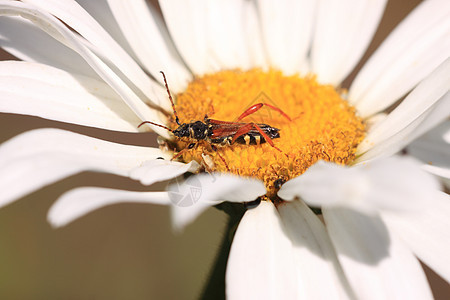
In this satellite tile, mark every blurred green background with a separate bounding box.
[0,0,449,299]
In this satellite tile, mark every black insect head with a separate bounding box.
[173,121,208,140]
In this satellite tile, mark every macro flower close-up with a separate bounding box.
[0,0,449,299]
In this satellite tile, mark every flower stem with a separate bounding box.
[199,202,246,300]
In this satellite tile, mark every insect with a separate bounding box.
[274,178,287,189]
[139,71,291,169]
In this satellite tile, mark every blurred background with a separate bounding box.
[0,0,448,299]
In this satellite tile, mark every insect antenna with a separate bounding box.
[160,71,181,125]
[138,121,174,133]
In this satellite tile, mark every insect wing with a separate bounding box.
[208,119,244,139]
[208,119,279,140]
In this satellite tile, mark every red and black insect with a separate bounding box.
[139,72,291,166]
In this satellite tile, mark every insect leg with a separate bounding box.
[229,123,287,157]
[171,142,196,161]
[230,123,255,144]
[210,144,230,172]
[236,103,292,122]
[252,124,288,157]
[209,100,215,116]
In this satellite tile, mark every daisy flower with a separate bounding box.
[0,0,449,299]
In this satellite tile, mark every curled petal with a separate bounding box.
[0,14,96,77]
[129,159,200,186]
[356,58,450,163]
[169,173,265,231]
[0,128,169,207]
[408,120,450,180]
[278,157,440,214]
[22,0,171,111]
[0,1,169,138]
[48,187,170,227]
[0,61,141,132]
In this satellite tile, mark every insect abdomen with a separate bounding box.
[235,134,263,145]
[210,130,280,146]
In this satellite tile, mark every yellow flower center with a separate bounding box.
[170,69,365,197]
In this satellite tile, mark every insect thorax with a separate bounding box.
[173,121,208,140]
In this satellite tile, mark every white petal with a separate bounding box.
[0,15,96,77]
[0,61,141,132]
[22,0,171,111]
[161,0,259,72]
[278,157,440,214]
[349,0,450,117]
[324,208,433,300]
[356,58,450,162]
[408,120,450,179]
[441,178,450,190]
[48,187,170,227]
[0,1,170,137]
[242,1,267,69]
[226,201,298,300]
[159,0,220,75]
[0,128,169,208]
[278,200,354,299]
[2,0,138,74]
[129,159,200,186]
[311,0,387,85]
[169,173,266,231]
[257,0,315,74]
[204,0,252,70]
[358,157,441,213]
[106,0,192,93]
[75,0,139,61]
[365,112,388,132]
[381,191,450,283]
[278,161,368,206]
